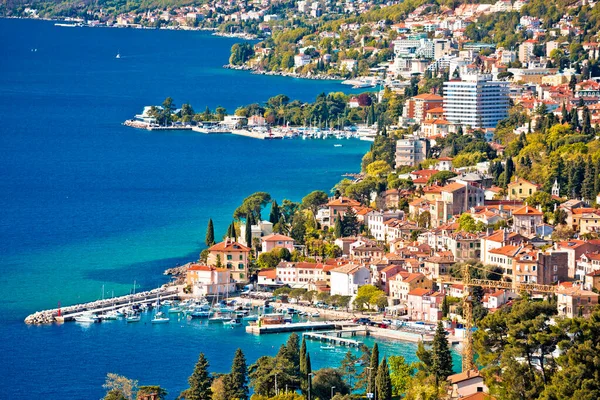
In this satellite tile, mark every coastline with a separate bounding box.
[224,63,344,81]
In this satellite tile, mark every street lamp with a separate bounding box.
[331,386,336,399]
[274,373,278,396]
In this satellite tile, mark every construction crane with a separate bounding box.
[444,263,561,372]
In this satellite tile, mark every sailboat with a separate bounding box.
[151,311,169,324]
[115,50,121,59]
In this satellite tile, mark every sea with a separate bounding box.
[0,19,460,399]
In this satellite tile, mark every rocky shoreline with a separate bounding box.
[223,64,343,81]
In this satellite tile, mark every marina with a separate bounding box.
[302,328,366,347]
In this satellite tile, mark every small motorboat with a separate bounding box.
[126,314,141,323]
[100,311,119,320]
[223,317,242,327]
[242,315,258,321]
[168,307,183,314]
[311,312,321,318]
[75,312,100,323]
[152,312,169,324]
[190,310,211,318]
[320,345,335,350]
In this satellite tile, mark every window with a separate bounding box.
[227,255,232,261]
[238,264,244,270]
[239,255,243,260]
[239,273,244,279]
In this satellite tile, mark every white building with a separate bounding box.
[395,135,429,166]
[443,73,509,129]
[330,264,371,297]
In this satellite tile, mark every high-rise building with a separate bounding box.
[443,73,509,129]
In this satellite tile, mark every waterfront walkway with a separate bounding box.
[24,286,179,324]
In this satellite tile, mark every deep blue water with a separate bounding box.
[0,19,459,399]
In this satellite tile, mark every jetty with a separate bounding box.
[24,286,179,325]
[302,328,366,347]
[123,120,193,131]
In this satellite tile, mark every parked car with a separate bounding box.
[354,317,372,325]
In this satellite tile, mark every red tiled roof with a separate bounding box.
[209,240,251,252]
[262,234,294,242]
[327,197,361,207]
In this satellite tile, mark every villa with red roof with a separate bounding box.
[185,263,235,296]
[207,238,251,282]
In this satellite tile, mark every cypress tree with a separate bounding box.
[562,102,569,123]
[571,108,580,129]
[306,352,312,396]
[376,358,392,400]
[300,338,308,394]
[442,295,449,317]
[269,200,280,224]
[245,214,253,247]
[205,218,215,247]
[342,206,359,237]
[431,321,453,385]
[227,348,248,400]
[503,157,514,187]
[334,214,344,238]
[582,156,595,201]
[181,352,212,400]
[594,157,600,197]
[368,343,379,396]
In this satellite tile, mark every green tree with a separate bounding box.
[205,218,215,247]
[342,207,359,237]
[302,190,329,215]
[368,343,379,395]
[103,373,138,400]
[376,358,393,400]
[311,368,350,400]
[180,353,213,400]
[227,348,249,400]
[431,322,453,385]
[269,200,281,225]
[427,170,458,185]
[137,386,167,400]
[334,214,344,238]
[340,350,359,389]
[388,356,414,397]
[234,192,272,221]
[245,214,253,248]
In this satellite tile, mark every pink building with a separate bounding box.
[261,234,295,253]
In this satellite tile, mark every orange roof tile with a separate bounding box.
[209,240,251,252]
[327,197,361,207]
[512,205,543,216]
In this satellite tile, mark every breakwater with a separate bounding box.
[24,286,179,325]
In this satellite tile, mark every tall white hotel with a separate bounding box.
[443,73,509,129]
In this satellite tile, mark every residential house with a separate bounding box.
[276,261,325,288]
[207,238,251,282]
[406,288,443,322]
[585,270,600,291]
[447,369,488,399]
[483,289,514,310]
[185,264,235,297]
[480,229,526,265]
[423,252,455,279]
[486,245,523,277]
[446,231,482,261]
[554,239,600,278]
[330,264,371,298]
[507,177,540,200]
[513,251,568,285]
[351,244,385,263]
[327,197,361,221]
[257,268,282,286]
[512,205,543,236]
[389,272,431,305]
[261,233,295,253]
[557,286,599,318]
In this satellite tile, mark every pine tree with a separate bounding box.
[431,321,453,385]
[368,343,379,396]
[334,214,344,238]
[227,348,248,400]
[245,214,253,247]
[205,218,215,247]
[180,353,212,400]
[269,200,280,224]
[376,358,392,400]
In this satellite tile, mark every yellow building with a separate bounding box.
[507,177,540,200]
[207,238,251,282]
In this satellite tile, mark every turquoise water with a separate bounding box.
[0,19,459,399]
